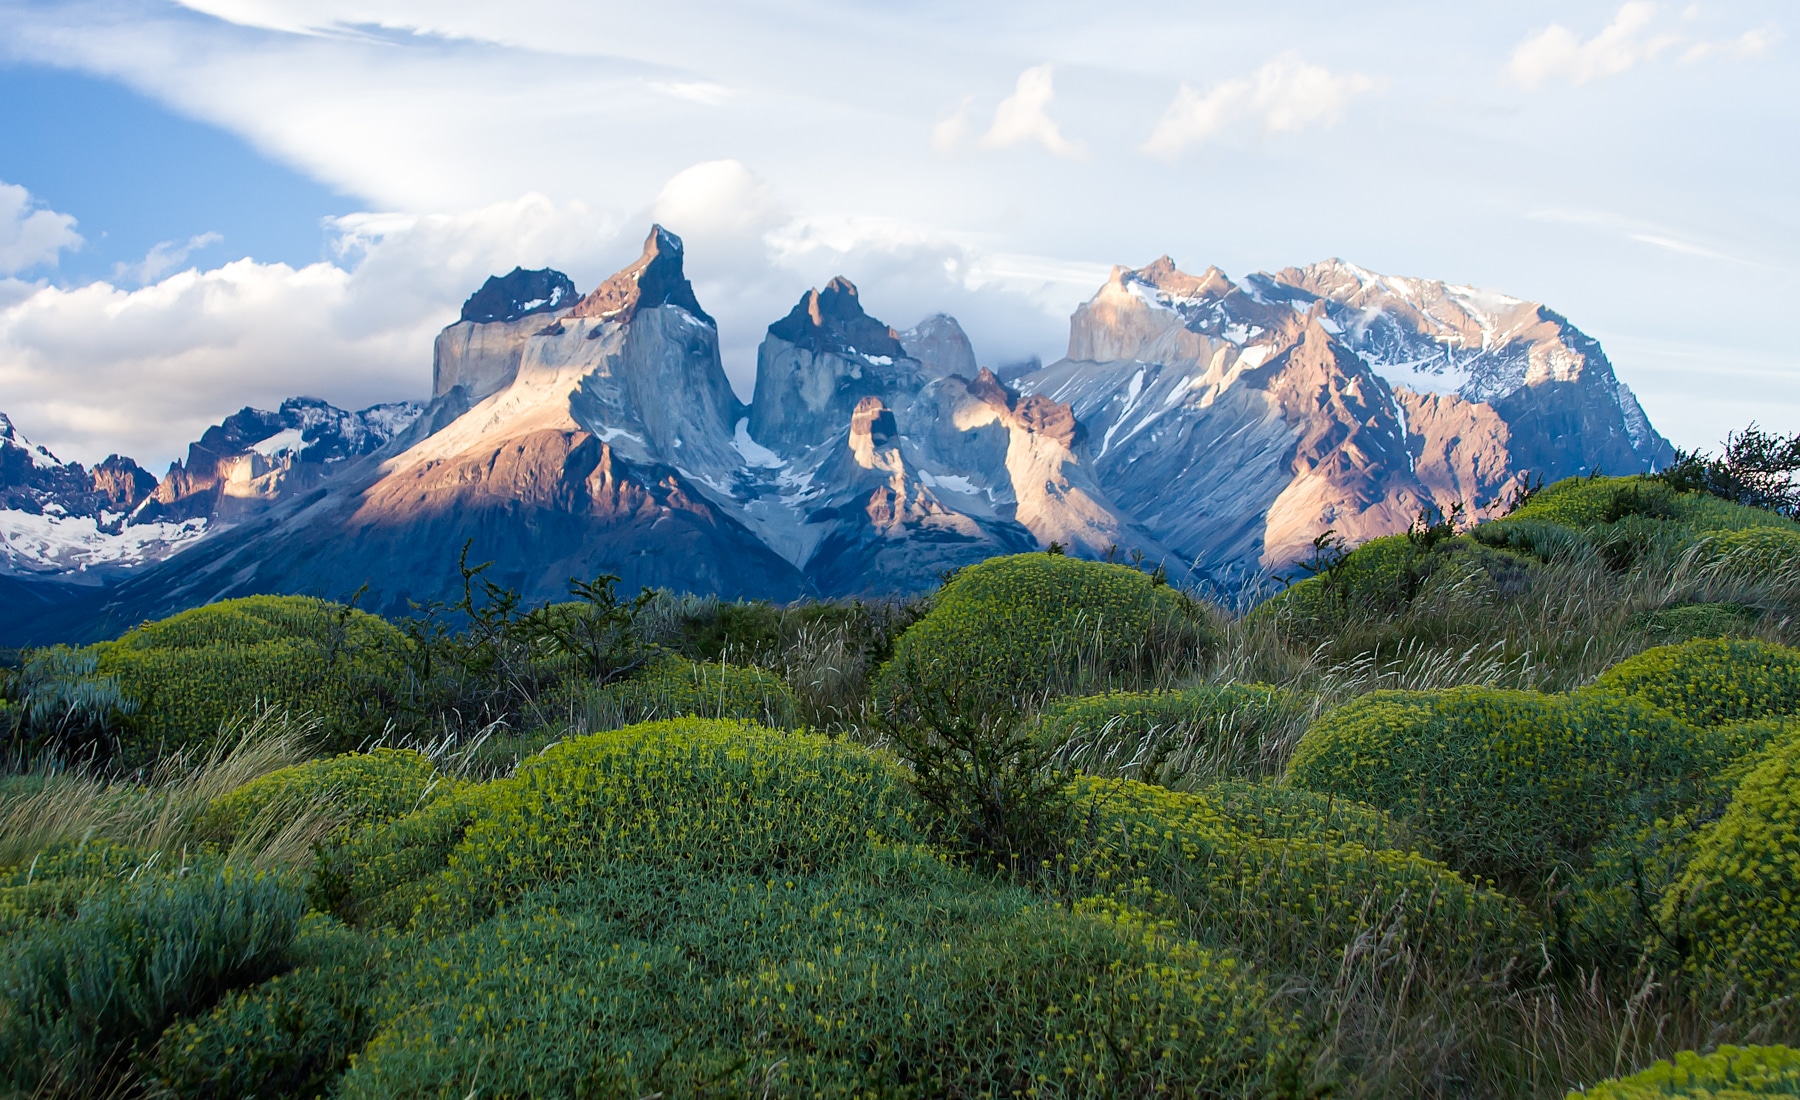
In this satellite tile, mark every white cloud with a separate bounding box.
[1143,53,1377,156]
[0,182,83,276]
[978,65,1083,158]
[1506,2,1775,88]
[113,232,224,285]
[931,97,972,155]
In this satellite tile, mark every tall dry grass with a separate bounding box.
[0,708,330,871]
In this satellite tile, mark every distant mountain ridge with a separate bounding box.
[0,230,1673,643]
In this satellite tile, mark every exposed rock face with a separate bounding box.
[899,313,980,379]
[1017,256,1674,578]
[458,267,578,325]
[566,226,712,324]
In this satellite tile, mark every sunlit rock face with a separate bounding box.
[1017,256,1673,579]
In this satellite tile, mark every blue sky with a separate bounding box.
[0,0,1795,467]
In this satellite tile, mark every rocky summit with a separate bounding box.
[0,231,1675,642]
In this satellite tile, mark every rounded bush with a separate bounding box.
[874,552,1203,720]
[1663,728,1800,1009]
[1062,777,1536,978]
[419,719,917,929]
[1571,1045,1800,1098]
[1633,602,1759,645]
[1708,526,1800,575]
[202,748,452,846]
[1287,687,1738,884]
[337,845,1299,1100]
[1590,638,1800,728]
[1506,476,1675,529]
[1038,683,1306,785]
[96,596,409,761]
[581,655,799,728]
[149,913,385,1100]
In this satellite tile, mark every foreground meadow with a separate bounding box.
[5,469,1800,1098]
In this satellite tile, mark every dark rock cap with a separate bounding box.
[566,225,714,325]
[767,276,905,359]
[459,267,579,325]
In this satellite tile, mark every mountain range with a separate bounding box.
[0,227,1671,643]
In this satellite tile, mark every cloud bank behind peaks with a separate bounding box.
[0,182,83,276]
[1142,53,1377,157]
[1507,2,1777,88]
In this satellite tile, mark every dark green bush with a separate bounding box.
[873,552,1205,722]
[200,748,454,848]
[1587,637,1800,728]
[1259,533,1537,630]
[336,845,1299,1100]
[1632,602,1759,644]
[0,862,304,1095]
[148,913,386,1100]
[314,783,494,929]
[1570,1044,1800,1097]
[579,654,800,728]
[94,595,409,761]
[0,646,138,762]
[1038,682,1307,785]
[1286,687,1742,886]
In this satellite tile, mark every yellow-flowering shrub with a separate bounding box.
[580,655,799,728]
[1570,1044,1800,1097]
[1662,728,1800,1009]
[414,719,917,930]
[873,552,1204,720]
[1061,777,1536,978]
[1287,687,1733,884]
[315,783,496,929]
[1588,638,1800,728]
[201,748,454,846]
[1038,683,1307,785]
[337,844,1301,1100]
[94,595,409,760]
[1708,526,1800,575]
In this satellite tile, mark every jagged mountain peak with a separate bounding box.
[567,224,714,325]
[767,276,905,360]
[1124,256,1234,302]
[458,267,579,324]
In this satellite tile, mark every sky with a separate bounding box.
[0,0,1795,469]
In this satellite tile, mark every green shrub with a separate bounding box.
[201,748,454,846]
[410,719,917,931]
[1570,1044,1800,1097]
[0,839,159,937]
[1187,779,1425,852]
[1287,687,1738,885]
[1589,638,1800,728]
[1505,476,1678,529]
[0,862,304,1095]
[1663,727,1800,1010]
[338,845,1299,1100]
[2,646,137,761]
[148,913,386,1100]
[1038,682,1307,785]
[96,596,409,761]
[579,654,800,728]
[1707,526,1800,574]
[1633,602,1760,645]
[873,552,1204,721]
[314,783,494,929]
[1061,777,1536,978]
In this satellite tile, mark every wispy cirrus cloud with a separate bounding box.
[1506,2,1778,89]
[1142,52,1377,157]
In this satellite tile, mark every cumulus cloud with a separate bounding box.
[0,182,83,276]
[978,66,1083,158]
[1142,53,1377,156]
[931,96,972,155]
[1506,2,1776,88]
